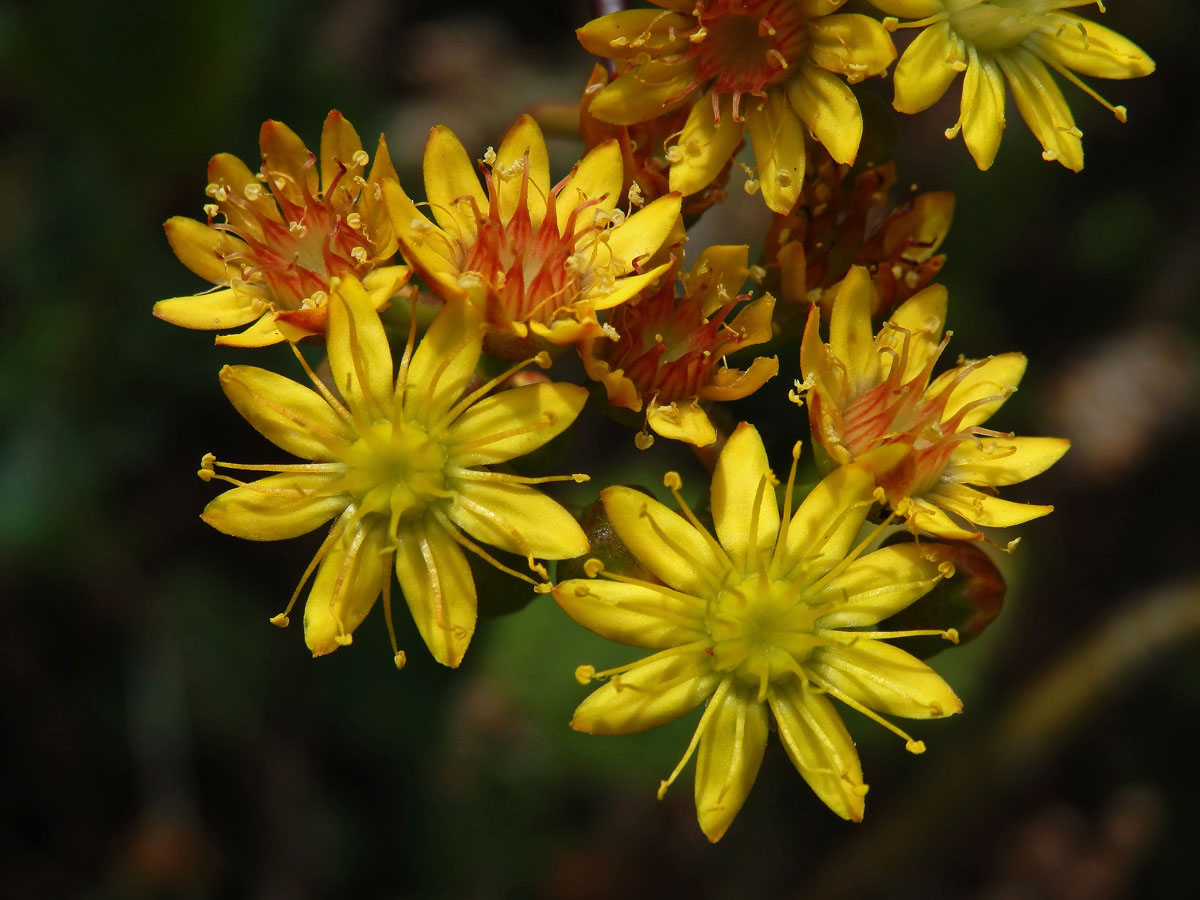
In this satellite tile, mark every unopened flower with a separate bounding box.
[870,0,1155,170]
[765,144,954,321]
[385,115,681,358]
[556,423,961,841]
[580,245,778,446]
[800,266,1069,539]
[156,111,409,346]
[578,1,896,213]
[199,276,589,667]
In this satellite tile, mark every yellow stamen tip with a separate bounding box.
[943,628,960,644]
[905,740,926,755]
[575,664,596,685]
[269,614,290,628]
[583,558,605,578]
[663,471,683,490]
[393,650,407,670]
[335,634,353,647]
[533,351,552,370]
[533,582,553,594]
[634,431,655,450]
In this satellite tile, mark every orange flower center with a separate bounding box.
[598,279,740,405]
[688,0,809,118]
[210,156,373,309]
[459,158,609,337]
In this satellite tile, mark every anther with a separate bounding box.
[663,471,683,490]
[394,650,407,670]
[351,150,370,168]
[203,203,219,218]
[584,558,605,578]
[269,614,290,628]
[197,453,217,481]
[575,664,597,685]
[905,739,926,754]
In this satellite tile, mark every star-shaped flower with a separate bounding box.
[556,423,961,840]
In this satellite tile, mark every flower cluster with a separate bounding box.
[155,0,1148,843]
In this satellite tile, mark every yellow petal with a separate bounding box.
[207,152,279,237]
[304,519,391,656]
[1026,13,1155,81]
[319,109,365,195]
[744,89,806,214]
[395,518,476,667]
[929,483,1053,528]
[447,479,589,560]
[553,578,709,650]
[768,683,865,821]
[959,49,1007,171]
[259,119,318,205]
[202,473,347,541]
[829,266,880,395]
[576,8,692,59]
[905,497,984,541]
[601,485,727,597]
[996,47,1083,172]
[786,65,863,165]
[936,352,1026,428]
[326,276,394,420]
[893,21,965,114]
[879,283,947,383]
[402,300,483,426]
[669,92,744,197]
[807,14,896,84]
[164,216,247,285]
[214,314,286,348]
[695,684,769,842]
[646,399,717,446]
[154,288,261,331]
[686,245,749,316]
[779,464,876,583]
[588,59,698,126]
[423,125,487,244]
[946,436,1069,488]
[383,181,460,283]
[811,637,962,719]
[443,382,588,466]
[218,365,352,460]
[812,544,946,628]
[556,139,623,230]
[711,423,780,572]
[602,193,682,275]
[571,648,718,734]
[586,260,673,311]
[496,114,550,227]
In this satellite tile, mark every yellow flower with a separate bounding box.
[578,1,896,213]
[156,111,410,347]
[580,245,778,447]
[555,423,961,841]
[870,1,1155,170]
[384,115,682,358]
[199,276,590,667]
[800,266,1070,540]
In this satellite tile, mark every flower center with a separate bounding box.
[459,160,612,333]
[945,1,1038,52]
[208,157,374,309]
[706,573,824,690]
[689,0,809,115]
[337,420,448,522]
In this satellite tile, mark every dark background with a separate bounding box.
[2,1,1197,897]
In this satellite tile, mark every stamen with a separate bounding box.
[270,508,352,629]
[809,673,927,753]
[663,471,734,574]
[431,507,542,587]
[658,678,730,800]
